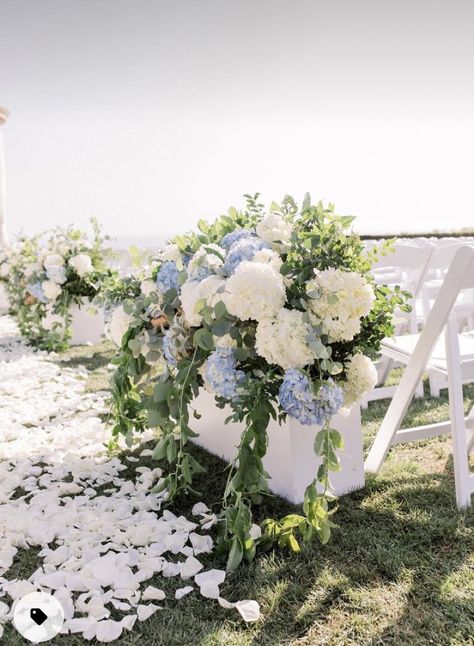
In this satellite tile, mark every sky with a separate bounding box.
[1,0,473,243]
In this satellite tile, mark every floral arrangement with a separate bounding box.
[110,194,409,570]
[0,219,117,350]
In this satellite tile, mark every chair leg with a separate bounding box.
[414,379,425,399]
[429,373,443,398]
[445,315,473,508]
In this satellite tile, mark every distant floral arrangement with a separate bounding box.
[0,219,116,350]
[109,193,410,569]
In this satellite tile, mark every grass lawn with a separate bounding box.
[3,343,474,645]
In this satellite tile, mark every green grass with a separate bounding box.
[3,345,474,645]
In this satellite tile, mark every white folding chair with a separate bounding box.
[362,242,435,407]
[365,246,474,508]
[421,242,474,396]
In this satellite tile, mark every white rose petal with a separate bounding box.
[137,603,160,621]
[142,585,166,601]
[175,586,194,600]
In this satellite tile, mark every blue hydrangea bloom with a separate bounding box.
[156,261,179,293]
[192,264,213,282]
[162,329,177,367]
[27,282,48,304]
[221,228,255,250]
[222,237,271,275]
[279,369,343,426]
[204,347,245,401]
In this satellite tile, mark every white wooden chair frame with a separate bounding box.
[365,246,474,508]
[362,242,435,406]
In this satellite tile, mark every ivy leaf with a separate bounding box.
[193,328,214,351]
[288,534,301,552]
[211,318,232,337]
[153,381,171,403]
[152,437,168,460]
[226,536,244,572]
[214,300,228,319]
[329,429,344,450]
[313,429,326,456]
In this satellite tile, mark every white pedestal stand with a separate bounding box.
[70,299,104,345]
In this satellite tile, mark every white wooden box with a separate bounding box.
[0,283,8,312]
[191,390,365,504]
[70,299,104,346]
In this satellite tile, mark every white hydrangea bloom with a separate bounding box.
[223,261,285,322]
[69,254,93,277]
[341,353,378,411]
[160,244,183,268]
[181,276,226,327]
[0,261,9,278]
[43,254,65,268]
[306,268,375,342]
[252,247,283,273]
[109,305,134,346]
[42,280,62,301]
[255,308,315,369]
[187,244,224,279]
[256,213,292,249]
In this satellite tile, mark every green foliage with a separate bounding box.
[108,193,411,569]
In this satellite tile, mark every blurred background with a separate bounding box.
[1,0,473,244]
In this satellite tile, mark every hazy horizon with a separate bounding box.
[1,0,474,239]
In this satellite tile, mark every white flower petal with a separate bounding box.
[235,599,261,623]
[95,619,123,643]
[175,586,193,600]
[137,603,160,621]
[142,585,166,601]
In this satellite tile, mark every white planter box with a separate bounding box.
[0,283,8,311]
[191,390,365,504]
[70,299,104,346]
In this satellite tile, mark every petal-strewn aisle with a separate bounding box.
[0,316,258,642]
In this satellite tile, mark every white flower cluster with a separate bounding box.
[109,305,134,346]
[187,244,224,280]
[69,253,94,278]
[306,268,375,342]
[255,308,315,370]
[341,353,378,410]
[223,261,286,322]
[256,213,292,249]
[180,276,226,327]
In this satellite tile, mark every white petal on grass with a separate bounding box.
[199,580,220,599]
[189,533,213,555]
[175,586,194,600]
[95,619,124,643]
[235,600,261,622]
[191,502,210,516]
[142,585,166,601]
[137,603,160,621]
[194,569,226,587]
[180,556,204,580]
[120,614,137,631]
